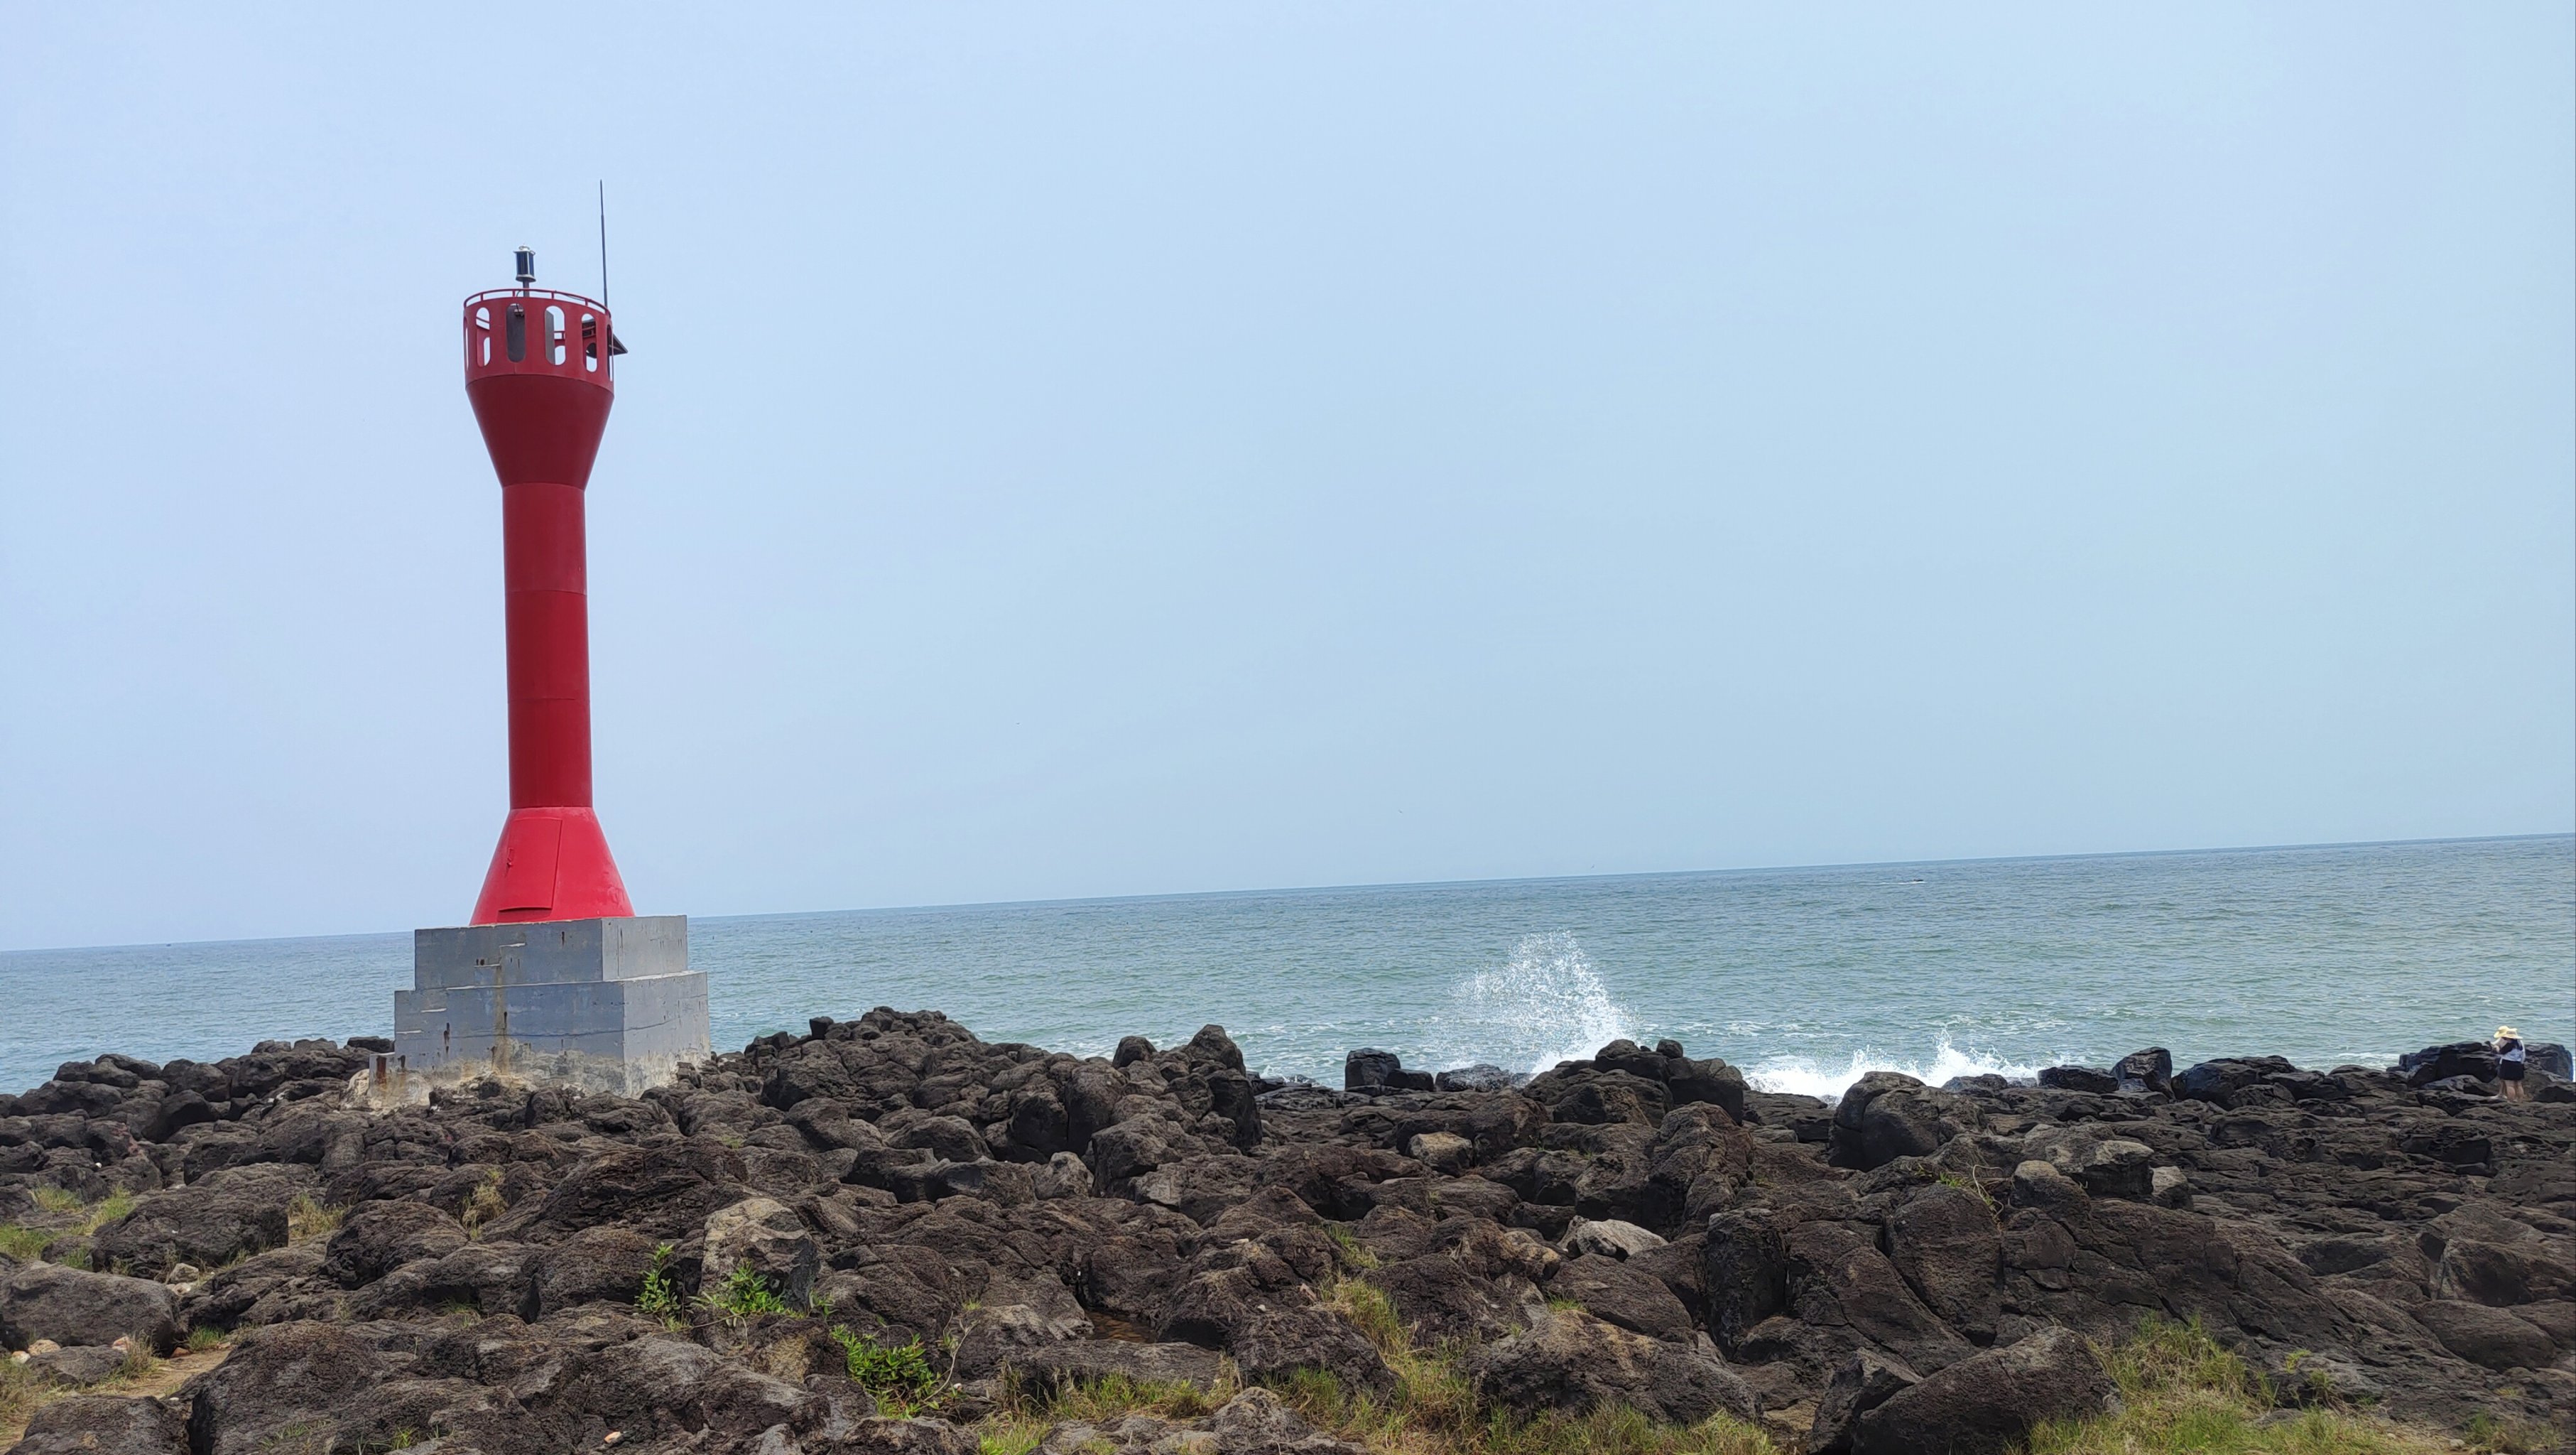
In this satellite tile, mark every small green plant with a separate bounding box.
[695,1262,790,1326]
[186,1326,229,1353]
[830,1326,944,1415]
[636,1243,686,1328]
[1934,1169,1996,1209]
[2278,1348,2346,1407]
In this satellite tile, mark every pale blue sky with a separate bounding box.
[3,5,2570,951]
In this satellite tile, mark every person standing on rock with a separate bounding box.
[2494,1026,2526,1102]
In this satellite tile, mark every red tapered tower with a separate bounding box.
[461,254,633,924]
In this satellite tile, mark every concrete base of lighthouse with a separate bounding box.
[385,915,710,1098]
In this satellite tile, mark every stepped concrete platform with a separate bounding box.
[388,915,710,1096]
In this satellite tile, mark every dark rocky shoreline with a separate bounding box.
[3,1012,2571,1454]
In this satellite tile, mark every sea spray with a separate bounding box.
[1742,1038,2045,1103]
[1435,931,1638,1076]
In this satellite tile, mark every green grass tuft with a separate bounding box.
[460,1169,506,1239]
[0,1187,141,1268]
[1269,1350,1772,1455]
[285,1192,341,1244]
[1323,1223,1379,1272]
[1268,1278,1773,1455]
[0,1354,37,1430]
[0,1226,55,1261]
[977,1422,1047,1455]
[1034,1372,1227,1423]
[832,1326,946,1416]
[2101,1315,2263,1402]
[82,1190,136,1233]
[28,1187,83,1216]
[2023,1317,2479,1455]
[1331,1278,1410,1358]
[2460,1410,2558,1455]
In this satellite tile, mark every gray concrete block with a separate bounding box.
[410,914,690,990]
[388,915,708,1098]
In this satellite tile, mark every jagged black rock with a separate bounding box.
[1,1010,2570,1454]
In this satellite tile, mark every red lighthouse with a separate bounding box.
[386,252,705,1097]
[462,249,632,924]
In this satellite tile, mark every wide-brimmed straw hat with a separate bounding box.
[2496,1026,2518,1039]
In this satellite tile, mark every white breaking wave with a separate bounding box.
[1743,1039,2045,1103]
[1440,931,1638,1076]
[1423,937,2043,1098]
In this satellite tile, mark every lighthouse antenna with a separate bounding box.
[597,181,609,308]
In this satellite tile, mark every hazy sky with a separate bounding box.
[3,6,2570,951]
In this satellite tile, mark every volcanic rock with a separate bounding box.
[1564,1216,1665,1260]
[701,1194,822,1307]
[26,1341,129,1385]
[2035,1066,2119,1094]
[1468,1307,1759,1424]
[2401,1042,2501,1088]
[88,1162,310,1278]
[1850,1327,2114,1455]
[2112,1047,2174,1096]
[7,1394,190,1454]
[1808,1348,1918,1455]
[0,1007,2569,1448]
[0,1261,181,1354]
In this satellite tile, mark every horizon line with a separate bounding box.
[8,829,2567,958]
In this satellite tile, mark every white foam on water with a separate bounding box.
[1744,1039,2045,1103]
[1440,931,1638,1076]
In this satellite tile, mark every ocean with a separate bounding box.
[4,835,2569,1099]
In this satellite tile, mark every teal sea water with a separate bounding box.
[4,835,2569,1098]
